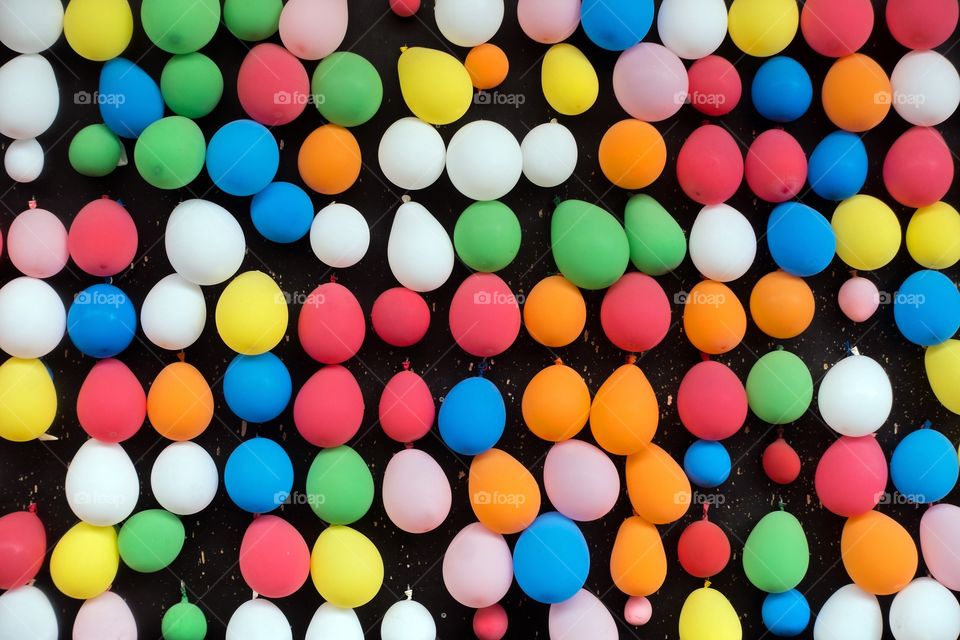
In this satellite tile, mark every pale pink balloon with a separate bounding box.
[838,276,880,322]
[73,591,137,640]
[921,503,960,590]
[625,595,652,625]
[382,448,452,534]
[543,440,619,522]
[549,590,618,639]
[613,43,688,122]
[442,522,513,608]
[8,204,68,278]
[517,0,580,43]
[279,0,348,61]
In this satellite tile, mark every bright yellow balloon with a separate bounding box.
[542,44,598,116]
[64,0,134,61]
[907,202,960,270]
[0,357,56,442]
[398,47,472,125]
[728,0,799,57]
[832,194,902,270]
[679,586,743,640]
[215,270,288,355]
[310,525,383,608]
[926,339,960,415]
[50,522,119,599]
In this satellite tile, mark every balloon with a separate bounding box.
[388,199,454,292]
[894,270,960,346]
[889,577,960,640]
[298,124,361,195]
[453,201,521,272]
[544,440,618,521]
[0,55,58,139]
[746,350,813,424]
[225,438,293,514]
[0,510,45,589]
[382,599,436,640]
[822,54,891,132]
[207,119,279,196]
[762,590,810,638]
[813,583,882,640]
[65,439,139,526]
[749,271,815,339]
[397,47,472,125]
[442,522,513,608]
[763,437,802,484]
[278,0,347,60]
[751,56,813,123]
[239,515,309,598]
[225,0,281,40]
[0,585,58,640]
[166,199,245,285]
[469,448,541,534]
[549,589,618,640]
[598,119,666,190]
[310,526,383,608]
[891,427,959,503]
[141,0,217,53]
[926,340,960,414]
[151,441,219,516]
[815,435,888,516]
[4,138,44,183]
[306,446,374,525]
[808,131,868,201]
[390,0,420,18]
[514,512,589,604]
[842,511,918,595]
[591,360,659,455]
[134,116,206,189]
[293,365,364,447]
[8,205,68,278]
[517,0,579,43]
[473,604,509,640]
[521,121,580,189]
[612,43,687,122]
[684,440,731,488]
[66,283,136,358]
[838,276,880,323]
[682,281,747,354]
[541,44,598,116]
[162,598,207,640]
[922,504,960,590]
[98,58,163,138]
[689,204,757,282]
[435,0,503,46]
[551,199,629,290]
[688,55,741,116]
[311,52,383,127]
[522,362,590,442]
[743,510,809,593]
[225,599,291,640]
[677,518,730,578]
[832,195,901,270]
[118,509,184,572]
[767,202,835,277]
[141,274,206,350]
[679,586,742,640]
[522,276,586,347]
[600,273,670,352]
[884,127,953,208]
[625,596,653,626]
[891,51,959,127]
[0,359,55,442]
[886,0,958,49]
[50,522,119,599]
[371,288,430,347]
[0,0,63,53]
[382,448,451,533]
[446,121,522,201]
[304,603,362,640]
[466,44,509,90]
[907,202,960,270]
[745,130,807,203]
[676,126,744,205]
[626,442,690,524]
[657,0,727,59]
[728,0,798,57]
[611,516,667,596]
[449,273,521,357]
[580,0,653,50]
[215,271,288,355]
[379,369,434,443]
[678,361,747,441]
[68,197,137,277]
[223,353,292,423]
[0,277,65,358]
[801,0,873,56]
[297,282,366,364]
[69,124,123,177]
[378,117,446,190]
[160,52,223,119]
[624,194,686,275]
[232,47,306,127]
[148,361,214,440]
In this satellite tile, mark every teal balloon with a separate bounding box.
[453,201,521,272]
[743,510,809,593]
[551,199,629,290]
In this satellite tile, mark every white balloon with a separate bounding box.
[0,276,65,358]
[305,603,363,640]
[521,121,578,188]
[4,138,43,183]
[657,0,728,60]
[0,0,63,53]
[73,591,137,640]
[435,0,504,47]
[309,203,370,268]
[814,584,882,640]
[151,441,219,516]
[378,118,446,191]
[890,577,960,640]
[226,599,292,640]
[382,448,452,534]
[381,599,436,640]
[165,199,245,286]
[140,274,207,351]
[65,439,139,526]
[817,354,893,437]
[688,204,757,282]
[0,54,59,140]
[891,51,960,127]
[442,522,513,609]
[0,585,58,640]
[549,589,618,640]
[387,199,454,292]
[446,120,522,201]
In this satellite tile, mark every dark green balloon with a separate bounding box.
[311,52,383,127]
[68,124,123,177]
[624,194,687,275]
[306,446,374,525]
[743,510,809,592]
[454,201,521,272]
[160,53,223,119]
[746,350,813,424]
[142,0,220,54]
[118,509,185,572]
[551,199,629,290]
[224,0,282,41]
[162,600,207,640]
[134,116,206,190]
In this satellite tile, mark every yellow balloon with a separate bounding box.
[926,339,960,415]
[310,525,383,608]
[727,0,799,57]
[832,194,902,270]
[398,47,472,125]
[50,522,119,599]
[907,202,960,270]
[679,586,743,640]
[0,357,56,442]
[542,44,598,116]
[215,270,288,355]
[64,0,134,61]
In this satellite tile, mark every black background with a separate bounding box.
[1,0,958,638]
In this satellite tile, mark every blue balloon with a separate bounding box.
[513,512,589,604]
[223,353,292,423]
[99,58,164,138]
[894,270,960,346]
[580,0,653,50]
[808,131,868,201]
[438,376,505,455]
[767,202,836,277]
[250,182,314,243]
[67,284,137,358]
[683,440,731,488]
[891,427,959,503]
[206,119,279,196]
[224,437,293,513]
[762,589,810,637]
[751,57,813,122]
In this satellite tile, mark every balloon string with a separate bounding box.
[180,581,188,603]
[702,502,710,520]
[552,196,562,208]
[921,419,933,429]
[554,357,563,366]
[27,502,36,514]
[28,198,37,209]
[402,358,411,371]
[625,354,637,366]
[777,497,785,511]
[477,359,489,377]
[330,274,338,284]
[704,579,711,589]
[176,351,186,363]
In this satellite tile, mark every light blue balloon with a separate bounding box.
[751,57,812,123]
[762,589,810,637]
[438,376,505,455]
[514,512,589,604]
[767,202,836,277]
[67,283,137,358]
[224,437,293,513]
[684,440,731,488]
[223,353,292,423]
[99,58,164,138]
[250,182,314,243]
[206,119,279,196]
[893,270,960,346]
[891,427,959,503]
[808,131,868,201]
[580,0,653,51]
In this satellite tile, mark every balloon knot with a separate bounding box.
[921,419,933,429]
[702,502,710,520]
[176,351,186,363]
[400,46,408,53]
[850,270,858,278]
[27,502,36,514]
[180,581,188,602]
[699,352,711,362]
[27,199,37,209]
[775,345,784,351]
[477,359,489,376]
[404,441,414,449]
[401,194,411,203]
[115,198,124,207]
[554,357,563,366]
[626,354,637,365]
[704,580,711,589]
[330,274,338,284]
[778,498,786,511]
[405,586,413,600]
[402,359,411,371]
[776,427,784,440]
[552,196,562,208]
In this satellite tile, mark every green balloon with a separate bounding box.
[624,194,687,275]
[68,124,124,177]
[224,0,282,41]
[135,116,206,190]
[454,201,521,272]
[160,53,224,119]
[306,446,374,525]
[742,510,809,592]
[746,350,813,424]
[162,600,207,640]
[551,199,629,290]
[311,52,383,127]
[118,509,185,572]
[142,0,220,54]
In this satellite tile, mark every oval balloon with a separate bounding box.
[278,0,347,60]
[381,598,437,640]
[237,43,308,126]
[677,360,747,441]
[379,369,434,443]
[683,280,747,354]
[397,47,472,125]
[442,522,513,609]
[762,589,810,638]
[883,127,953,208]
[521,120,578,188]
[438,375,505,455]
[743,510,809,593]
[763,437,802,485]
[624,194,687,276]
[894,270,960,346]
[926,339,960,415]
[305,445,374,525]
[817,354,893,436]
[98,57,163,138]
[626,442,690,524]
[309,51,382,127]
[921,504,960,590]
[150,441,219,516]
[815,435,887,517]
[842,511,918,596]
[73,591,136,640]
[0,277,65,359]
[387,200,454,293]
[305,603,362,640]
[890,427,959,504]
[371,287,431,348]
[117,508,184,573]
[679,586,742,640]
[65,439,139,526]
[676,125,744,206]
[165,199,245,286]
[891,578,960,640]
[224,437,293,514]
[689,204,757,282]
[382,448,451,534]
[544,439,619,522]
[297,282,365,364]
[148,361,214,441]
[309,203,370,269]
[548,589,618,640]
[581,0,653,50]
[435,0,503,46]
[215,271,288,355]
[590,361,658,455]
[239,515,310,598]
[907,201,960,270]
[310,525,383,608]
[542,43,598,116]
[294,365,365,447]
[378,117,446,191]
[453,200,521,273]
[513,512,589,604]
[223,353,292,424]
[521,362,590,442]
[749,270,815,339]
[522,275,586,348]
[140,274,206,351]
[0,55,59,139]
[50,522,119,600]
[551,199,629,290]
[658,0,727,59]
[517,0,579,43]
[225,599,291,640]
[611,516,667,596]
[0,510,46,589]
[68,197,138,276]
[831,195,901,271]
[600,273,671,352]
[0,585,58,640]
[76,358,144,443]
[745,129,807,203]
[449,273,521,357]
[677,518,731,578]
[767,202,836,277]
[446,120,522,201]
[746,350,813,425]
[813,583,882,640]
[469,448,541,534]
[0,357,56,442]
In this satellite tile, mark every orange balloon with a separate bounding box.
[626,442,691,524]
[749,271,815,339]
[599,119,667,189]
[841,510,917,595]
[590,358,659,456]
[523,275,586,347]
[611,516,667,596]
[465,43,509,90]
[522,361,590,442]
[469,448,541,534]
[147,362,214,441]
[683,280,747,354]
[298,124,362,195]
[822,54,891,132]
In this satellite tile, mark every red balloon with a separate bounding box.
[239,515,310,598]
[237,43,309,126]
[379,368,435,443]
[801,0,874,57]
[293,365,364,447]
[77,358,146,443]
[883,127,953,208]
[298,282,366,364]
[676,125,743,205]
[677,361,747,440]
[762,437,801,484]
[473,603,508,640]
[371,287,430,347]
[0,509,46,589]
[448,274,521,358]
[68,197,138,276]
[886,0,959,49]
[600,273,671,353]
[677,518,731,578]
[815,435,887,517]
[389,0,420,17]
[687,55,741,117]
[745,130,808,203]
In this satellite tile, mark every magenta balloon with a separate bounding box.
[676,125,744,205]
[442,522,514,608]
[544,440,619,522]
[0,510,46,590]
[68,197,139,277]
[379,369,435,443]
[77,358,146,443]
[549,589,618,640]
[448,273,521,358]
[600,272,671,352]
[883,126,953,208]
[814,435,888,517]
[382,448,452,534]
[677,361,747,440]
[237,43,309,126]
[8,205,68,278]
[745,130,808,203]
[517,0,580,43]
[298,282,366,364]
[921,503,960,590]
[613,43,688,122]
[293,365,365,447]
[73,591,136,640]
[239,515,310,598]
[371,287,430,347]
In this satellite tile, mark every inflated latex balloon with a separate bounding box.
[728,0,798,57]
[842,511,918,595]
[542,44,598,116]
[141,274,206,351]
[435,0,503,46]
[134,116,206,189]
[611,516,667,596]
[380,369,434,443]
[838,276,880,323]
[309,203,370,269]
[382,448,451,533]
[624,194,686,275]
[549,589,618,640]
[162,596,207,640]
[279,0,347,60]
[251,182,313,244]
[0,277,65,358]
[304,603,362,640]
[294,365,364,447]
[815,435,887,516]
[439,375,505,455]
[678,361,747,441]
[891,426,959,503]
[73,591,136,640]
[689,204,757,282]
[0,509,46,589]
[591,360,658,455]
[612,43,687,122]
[312,52,382,127]
[371,288,430,347]
[884,127,953,208]
[64,0,132,60]
[895,270,960,346]
[822,54,891,132]
[926,340,960,415]
[225,599,292,640]
[745,130,807,203]
[767,202,835,277]
[225,437,293,513]
[141,0,218,53]
[442,522,513,608]
[454,201,521,272]
[625,596,653,627]
[469,448,541,534]
[378,118,446,190]
[446,121,522,201]
[677,517,731,578]
[544,440,618,522]
[600,273,670,352]
[310,526,383,608]
[67,283,137,358]
[474,604,508,640]
[0,585,58,640]
[832,195,901,270]
[676,126,744,205]
[50,522,119,599]
[215,271,288,355]
[160,52,224,118]
[207,119,279,196]
[551,199,629,290]
[687,55,741,117]
[517,0,579,43]
[749,271,814,339]
[237,44,309,126]
[118,509,184,572]
[4,138,44,183]
[684,440,731,488]
[808,131,868,201]
[891,51,960,127]
[521,121,577,188]
[801,0,873,57]
[0,357,56,441]
[0,0,63,53]
[298,125,361,195]
[682,280,747,354]
[449,274,521,357]
[763,437,802,485]
[657,0,726,60]
[762,590,810,638]
[743,509,809,593]
[514,512,589,603]
[813,583,882,640]
[889,577,960,640]
[8,204,68,278]
[626,443,690,524]
[224,0,282,41]
[465,43,509,90]
[239,515,309,598]
[99,58,163,138]
[746,350,813,425]
[382,598,437,640]
[388,199,454,292]
[166,199,245,285]
[298,282,365,364]
[581,0,653,50]
[523,276,585,347]
[65,440,139,526]
[521,362,590,442]
[223,353,292,423]
[679,586,742,640]
[818,354,893,436]
[599,119,666,190]
[77,359,144,443]
[148,361,214,441]
[907,202,960,270]
[69,197,137,277]
[921,504,960,590]
[751,56,812,123]
[151,441,219,516]
[398,47,472,125]
[886,0,958,49]
[306,446,374,525]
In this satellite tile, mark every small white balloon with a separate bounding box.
[814,584,882,640]
[4,138,44,183]
[0,276,65,358]
[657,0,728,60]
[73,591,137,640]
[0,54,59,140]
[151,441,219,516]
[226,599,292,640]
[65,439,139,526]
[435,0,504,47]
[0,0,63,53]
[890,577,960,640]
[381,598,436,640]
[817,354,893,437]
[446,120,523,201]
[521,121,577,188]
[140,274,207,351]
[309,203,370,268]
[549,589,618,640]
[0,585,58,640]
[305,603,363,640]
[387,199,454,292]
[165,199,245,286]
[689,204,757,282]
[378,118,446,191]
[891,50,960,126]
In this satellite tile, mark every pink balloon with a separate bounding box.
[239,515,310,598]
[745,130,808,203]
[448,274,521,358]
[442,522,513,608]
[298,282,366,364]
[8,203,68,278]
[677,360,747,440]
[801,0,874,57]
[0,509,46,590]
[371,287,430,347]
[77,358,146,443]
[883,127,953,208]
[676,125,744,205]
[293,365,364,447]
[600,272,671,352]
[613,43,688,122]
[279,0,348,60]
[549,590,618,639]
[625,595,653,626]
[687,55,741,117]
[517,0,580,43]
[382,448,452,534]
[379,369,435,443]
[543,440,619,522]
[73,591,137,640]
[815,435,887,517]
[838,276,880,323]
[237,44,309,126]
[389,0,420,17]
[921,503,960,590]
[68,197,138,277]
[473,604,509,640]
[886,0,959,49]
